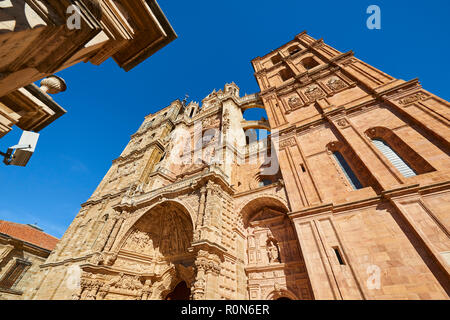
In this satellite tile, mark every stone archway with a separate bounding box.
[119,202,194,262]
[240,197,313,300]
[101,201,196,300]
[266,289,298,300]
[165,281,191,300]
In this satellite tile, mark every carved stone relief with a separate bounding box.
[304,84,325,101]
[398,92,428,105]
[326,76,347,92]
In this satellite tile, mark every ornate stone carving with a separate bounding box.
[336,118,349,128]
[119,203,193,261]
[40,75,67,94]
[222,109,231,132]
[279,137,296,149]
[304,85,325,101]
[326,77,347,91]
[107,273,143,292]
[202,115,220,129]
[398,92,427,105]
[123,229,154,254]
[287,95,303,109]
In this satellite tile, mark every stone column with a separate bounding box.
[202,181,215,226]
[93,213,119,252]
[85,281,101,300]
[141,282,153,300]
[204,259,221,300]
[191,260,207,300]
[194,187,207,240]
[191,249,222,300]
[103,216,124,252]
[96,285,109,300]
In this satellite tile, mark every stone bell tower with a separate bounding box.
[27,80,314,300]
[251,31,450,299]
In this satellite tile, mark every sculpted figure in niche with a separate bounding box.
[267,238,281,263]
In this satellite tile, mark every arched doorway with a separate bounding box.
[120,201,194,264]
[240,196,313,300]
[165,281,191,300]
[110,201,195,299]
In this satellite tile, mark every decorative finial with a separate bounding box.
[182,94,189,107]
[40,75,67,94]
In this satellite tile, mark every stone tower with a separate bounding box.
[27,80,311,300]
[251,31,450,299]
[27,31,449,300]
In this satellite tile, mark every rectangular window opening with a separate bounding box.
[333,247,345,265]
[0,260,29,289]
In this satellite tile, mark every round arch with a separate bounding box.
[152,265,195,300]
[116,200,195,259]
[238,194,290,224]
[266,289,298,300]
[240,103,266,112]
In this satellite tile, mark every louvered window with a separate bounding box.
[0,260,30,289]
[372,138,416,177]
[333,151,363,190]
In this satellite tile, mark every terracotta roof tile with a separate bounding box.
[0,220,59,251]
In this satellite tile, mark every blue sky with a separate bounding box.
[1,0,449,238]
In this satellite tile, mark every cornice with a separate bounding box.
[82,188,125,207]
[288,180,450,220]
[40,254,94,268]
[114,168,234,212]
[251,30,308,62]
[259,63,343,98]
[377,78,421,100]
[190,239,228,256]
[131,118,175,139]
[329,50,355,65]
[233,180,284,199]
[113,139,165,164]
[0,233,52,257]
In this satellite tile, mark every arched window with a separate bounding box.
[271,54,282,65]
[287,45,301,55]
[327,141,383,194]
[332,151,363,190]
[365,127,435,177]
[279,68,294,81]
[371,138,416,177]
[301,57,319,70]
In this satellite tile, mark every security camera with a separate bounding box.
[1,131,40,167]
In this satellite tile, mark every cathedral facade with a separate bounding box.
[27,32,450,300]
